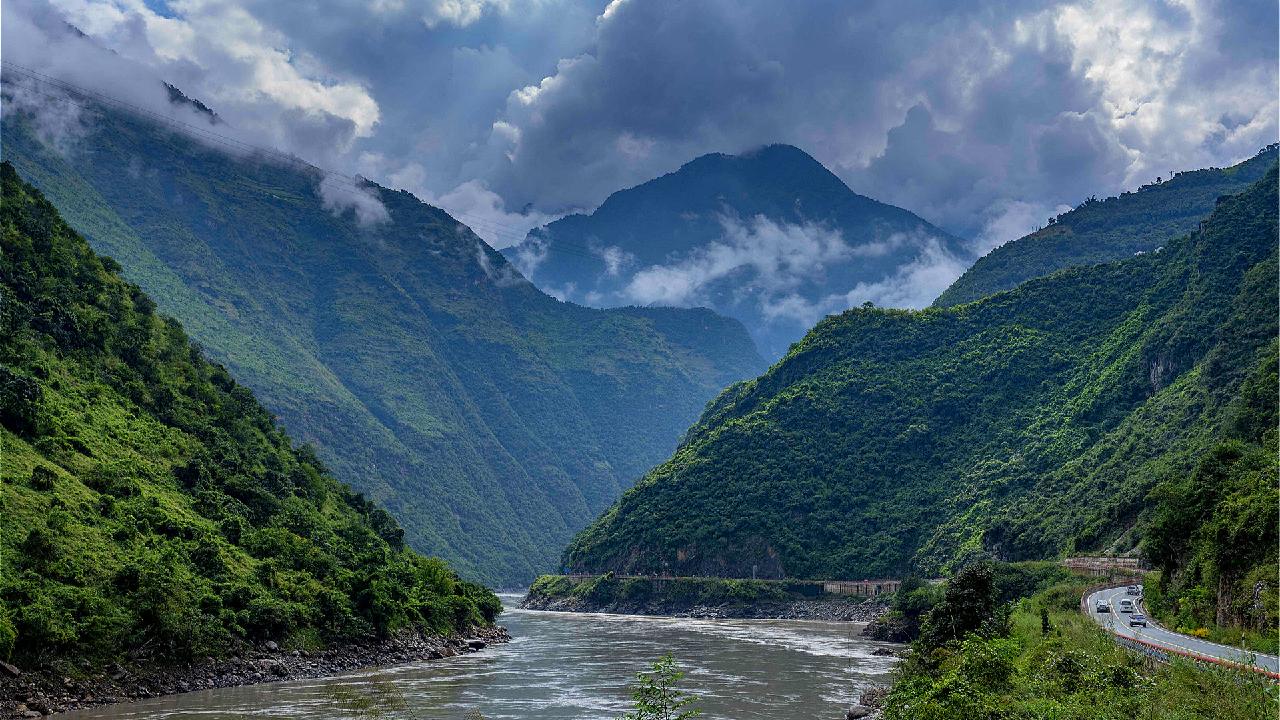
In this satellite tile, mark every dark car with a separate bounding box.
[1129,614,1148,628]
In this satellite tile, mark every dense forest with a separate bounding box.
[505,144,965,357]
[565,163,1278,634]
[936,144,1277,306]
[0,100,763,587]
[0,163,499,668]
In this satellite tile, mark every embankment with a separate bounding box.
[0,625,509,718]
[521,575,887,621]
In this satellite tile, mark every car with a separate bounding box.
[1126,585,1141,596]
[1096,600,1111,613]
[1118,598,1135,613]
[1129,614,1148,628]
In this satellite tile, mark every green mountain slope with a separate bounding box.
[505,144,966,358]
[0,163,498,667]
[565,166,1278,581]
[935,144,1277,307]
[0,101,763,587]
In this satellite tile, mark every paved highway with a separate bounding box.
[1085,585,1279,676]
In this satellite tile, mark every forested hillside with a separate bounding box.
[0,99,763,587]
[566,167,1278,593]
[0,163,499,668]
[505,144,965,357]
[935,145,1277,306]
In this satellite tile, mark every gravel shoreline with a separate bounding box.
[520,593,889,622]
[0,625,509,718]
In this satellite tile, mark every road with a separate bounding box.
[1085,585,1279,676]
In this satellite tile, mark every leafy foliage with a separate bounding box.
[882,574,1277,720]
[565,166,1278,586]
[621,654,700,720]
[0,163,497,669]
[0,104,763,586]
[936,144,1277,306]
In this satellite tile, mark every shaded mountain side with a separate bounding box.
[0,162,499,668]
[506,144,966,358]
[0,101,763,587]
[564,166,1278,581]
[936,144,1277,307]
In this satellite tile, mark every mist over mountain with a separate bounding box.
[0,93,763,587]
[506,144,967,358]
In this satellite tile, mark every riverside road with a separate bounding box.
[1085,585,1279,676]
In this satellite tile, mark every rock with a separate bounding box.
[22,711,42,718]
[859,687,888,709]
[0,660,21,678]
[871,647,895,656]
[465,639,486,650]
[846,706,873,719]
[264,641,279,652]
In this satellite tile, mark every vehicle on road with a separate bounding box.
[1096,600,1111,613]
[1118,598,1135,613]
[1129,614,1148,628]
[1126,585,1141,596]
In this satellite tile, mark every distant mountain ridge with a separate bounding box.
[936,144,1278,307]
[505,144,966,358]
[565,164,1278,581]
[0,97,764,587]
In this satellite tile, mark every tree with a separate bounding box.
[621,654,700,720]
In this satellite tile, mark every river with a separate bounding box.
[62,595,899,720]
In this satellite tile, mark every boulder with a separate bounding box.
[0,661,20,678]
[264,641,279,652]
[465,639,486,650]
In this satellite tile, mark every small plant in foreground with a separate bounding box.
[621,654,701,720]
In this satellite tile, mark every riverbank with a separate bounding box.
[0,625,509,718]
[521,575,888,622]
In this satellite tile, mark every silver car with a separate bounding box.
[1129,614,1148,628]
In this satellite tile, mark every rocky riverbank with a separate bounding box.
[521,592,887,622]
[0,625,509,718]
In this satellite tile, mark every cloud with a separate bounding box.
[480,0,1276,242]
[839,235,969,309]
[622,215,852,307]
[317,174,390,227]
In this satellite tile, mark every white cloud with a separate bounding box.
[318,174,390,227]
[841,235,969,309]
[623,215,852,307]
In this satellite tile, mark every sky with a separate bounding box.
[3,0,1277,275]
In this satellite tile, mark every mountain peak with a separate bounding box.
[506,144,963,358]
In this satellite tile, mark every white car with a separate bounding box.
[1096,600,1111,613]
[1118,598,1135,613]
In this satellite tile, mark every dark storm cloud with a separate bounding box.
[14,0,1278,260]
[483,0,1276,248]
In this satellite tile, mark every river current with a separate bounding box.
[63,595,898,720]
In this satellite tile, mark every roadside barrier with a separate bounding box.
[1080,583,1280,682]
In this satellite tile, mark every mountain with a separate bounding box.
[935,145,1278,307]
[0,162,499,667]
[564,166,1278,582]
[0,96,764,587]
[504,144,967,358]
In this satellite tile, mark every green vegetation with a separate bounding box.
[506,144,965,358]
[526,573,832,608]
[622,654,701,720]
[0,103,763,586]
[0,163,498,669]
[936,144,1277,306]
[882,566,1277,720]
[565,163,1278,614]
[1141,437,1278,653]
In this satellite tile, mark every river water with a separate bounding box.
[63,595,898,720]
